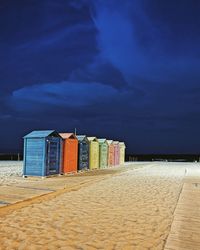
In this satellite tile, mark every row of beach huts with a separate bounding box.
[23,130,126,177]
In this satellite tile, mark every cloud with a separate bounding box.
[91,1,140,83]
[10,81,120,111]
[69,58,129,89]
[1,0,200,153]
[17,23,94,50]
[90,0,200,85]
[0,0,97,91]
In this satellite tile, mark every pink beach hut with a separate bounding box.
[113,141,120,166]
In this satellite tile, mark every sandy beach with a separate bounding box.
[0,161,23,186]
[0,162,199,250]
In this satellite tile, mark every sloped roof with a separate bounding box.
[59,133,77,139]
[119,142,125,146]
[98,138,107,144]
[113,141,119,144]
[24,130,60,138]
[107,140,113,145]
[76,135,88,141]
[119,142,126,148]
[87,137,98,142]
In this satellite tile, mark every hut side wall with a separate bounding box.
[23,138,45,176]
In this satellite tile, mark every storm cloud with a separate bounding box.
[0,0,200,153]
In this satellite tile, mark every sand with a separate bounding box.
[0,161,23,186]
[0,162,198,250]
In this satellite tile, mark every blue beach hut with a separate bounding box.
[23,130,62,177]
[76,135,89,171]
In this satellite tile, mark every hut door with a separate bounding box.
[80,142,89,169]
[65,139,77,173]
[102,144,107,167]
[46,138,60,175]
[93,142,99,168]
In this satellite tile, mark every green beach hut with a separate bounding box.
[98,138,108,169]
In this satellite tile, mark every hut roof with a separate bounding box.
[87,137,98,142]
[119,142,126,146]
[113,141,119,144]
[24,130,60,138]
[76,135,88,141]
[107,140,113,145]
[98,138,107,144]
[59,133,77,139]
[119,142,126,147]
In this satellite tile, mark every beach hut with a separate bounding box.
[113,141,120,166]
[23,130,62,177]
[59,133,78,174]
[76,135,89,171]
[98,139,108,169]
[119,142,126,165]
[107,140,114,167]
[88,137,99,170]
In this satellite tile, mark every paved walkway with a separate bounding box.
[164,166,200,250]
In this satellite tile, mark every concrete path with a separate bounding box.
[165,165,200,250]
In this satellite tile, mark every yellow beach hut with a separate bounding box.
[88,137,99,170]
[119,142,126,164]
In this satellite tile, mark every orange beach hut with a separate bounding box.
[59,133,78,174]
[107,140,114,167]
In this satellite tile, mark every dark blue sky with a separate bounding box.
[0,0,200,154]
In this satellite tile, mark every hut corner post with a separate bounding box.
[42,139,46,177]
[23,138,27,177]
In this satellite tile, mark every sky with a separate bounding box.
[0,0,200,154]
